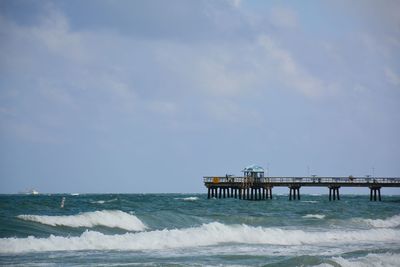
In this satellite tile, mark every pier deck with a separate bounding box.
[203,176,400,201]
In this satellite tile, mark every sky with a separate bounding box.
[0,0,399,194]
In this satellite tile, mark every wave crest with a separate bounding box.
[326,253,400,267]
[17,210,147,231]
[175,197,199,201]
[2,222,400,254]
[362,214,400,228]
[303,214,325,219]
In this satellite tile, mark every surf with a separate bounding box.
[2,222,400,254]
[17,210,147,231]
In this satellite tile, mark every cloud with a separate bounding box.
[269,7,298,29]
[205,100,261,123]
[258,35,324,98]
[148,100,177,114]
[385,67,400,87]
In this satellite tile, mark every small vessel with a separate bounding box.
[27,189,39,195]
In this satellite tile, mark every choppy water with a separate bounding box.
[0,194,399,266]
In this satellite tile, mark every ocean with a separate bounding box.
[0,193,399,266]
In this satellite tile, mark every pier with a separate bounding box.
[204,165,400,201]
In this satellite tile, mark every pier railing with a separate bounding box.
[203,176,400,185]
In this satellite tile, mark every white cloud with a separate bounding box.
[258,35,324,98]
[148,100,177,115]
[194,56,257,97]
[385,67,400,87]
[229,0,242,9]
[269,7,298,29]
[206,100,261,123]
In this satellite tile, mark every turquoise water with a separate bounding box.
[0,194,400,266]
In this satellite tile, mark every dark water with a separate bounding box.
[0,194,399,266]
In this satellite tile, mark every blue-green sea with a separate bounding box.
[1,194,400,266]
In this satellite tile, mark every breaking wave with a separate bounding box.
[303,214,325,219]
[91,198,118,204]
[317,253,400,267]
[175,197,199,201]
[362,214,400,228]
[2,222,400,254]
[17,210,147,231]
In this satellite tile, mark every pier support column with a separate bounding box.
[328,186,340,201]
[231,188,234,198]
[289,186,300,200]
[247,188,250,200]
[227,188,230,198]
[369,186,382,201]
[219,188,222,198]
[251,188,254,200]
[223,188,226,198]
[234,188,237,198]
[269,187,272,199]
[262,188,266,200]
[207,188,211,199]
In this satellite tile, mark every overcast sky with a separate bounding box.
[0,0,399,194]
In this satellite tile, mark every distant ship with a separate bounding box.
[19,189,40,195]
[28,189,39,195]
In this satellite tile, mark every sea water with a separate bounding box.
[0,194,399,266]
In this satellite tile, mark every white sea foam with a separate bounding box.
[321,253,400,267]
[175,197,199,201]
[2,222,400,254]
[17,210,147,231]
[301,200,318,203]
[362,214,400,228]
[91,198,118,204]
[303,214,325,219]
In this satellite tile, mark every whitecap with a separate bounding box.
[175,197,199,201]
[362,214,400,228]
[2,222,400,254]
[91,198,118,204]
[328,253,400,267]
[303,214,325,219]
[17,210,147,231]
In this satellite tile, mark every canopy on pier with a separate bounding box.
[242,164,264,173]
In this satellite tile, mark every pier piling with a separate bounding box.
[328,186,340,201]
[369,186,382,201]
[289,186,300,200]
